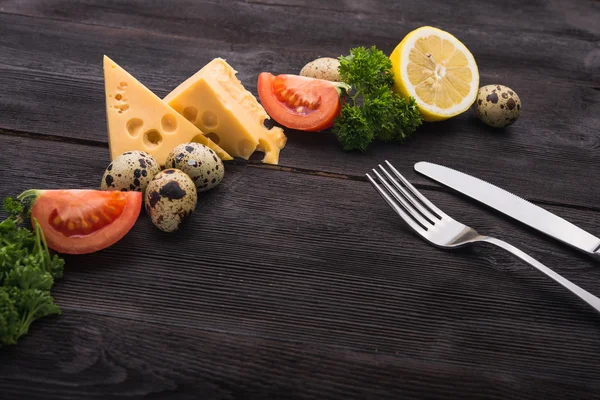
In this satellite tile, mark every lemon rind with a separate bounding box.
[392,26,480,121]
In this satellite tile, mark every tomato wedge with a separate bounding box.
[257,72,344,132]
[24,189,142,254]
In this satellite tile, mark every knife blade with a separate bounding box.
[414,161,600,260]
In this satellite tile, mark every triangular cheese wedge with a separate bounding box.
[103,56,232,166]
[164,58,286,165]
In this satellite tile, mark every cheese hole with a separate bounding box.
[238,139,256,157]
[115,94,123,101]
[250,139,269,161]
[144,129,162,147]
[204,132,220,144]
[126,118,144,137]
[256,139,271,152]
[201,111,218,128]
[248,150,265,161]
[183,106,198,123]
[115,104,129,114]
[161,114,177,132]
[118,82,128,90]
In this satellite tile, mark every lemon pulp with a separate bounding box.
[390,26,479,121]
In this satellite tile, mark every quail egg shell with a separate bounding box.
[473,85,521,128]
[166,143,224,192]
[300,57,341,82]
[101,151,161,193]
[145,169,198,232]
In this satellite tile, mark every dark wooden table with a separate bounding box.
[1,1,599,399]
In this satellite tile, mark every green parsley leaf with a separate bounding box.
[333,105,373,152]
[0,288,20,346]
[334,46,423,151]
[0,197,64,348]
[339,46,394,94]
[3,197,25,221]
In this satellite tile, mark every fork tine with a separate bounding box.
[371,169,432,229]
[377,164,439,224]
[384,160,448,218]
[366,173,427,235]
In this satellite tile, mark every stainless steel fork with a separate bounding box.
[367,161,600,314]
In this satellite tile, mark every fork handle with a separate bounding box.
[482,237,600,314]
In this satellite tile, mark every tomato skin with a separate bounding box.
[257,72,341,132]
[31,190,142,254]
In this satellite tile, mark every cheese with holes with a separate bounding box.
[164,58,287,165]
[103,56,232,166]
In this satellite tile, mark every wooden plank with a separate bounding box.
[245,0,600,40]
[0,13,598,209]
[0,2,598,85]
[5,0,595,37]
[1,135,600,398]
[1,310,599,400]
[1,0,599,86]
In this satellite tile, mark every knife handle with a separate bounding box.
[483,237,600,314]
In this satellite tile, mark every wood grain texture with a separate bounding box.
[1,135,600,399]
[1,310,599,400]
[1,1,600,398]
[0,4,598,209]
[2,0,599,85]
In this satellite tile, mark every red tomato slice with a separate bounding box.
[30,190,142,254]
[257,73,342,132]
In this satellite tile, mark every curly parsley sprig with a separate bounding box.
[333,46,422,151]
[0,196,64,347]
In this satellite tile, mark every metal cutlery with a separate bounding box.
[367,161,600,314]
[413,162,600,260]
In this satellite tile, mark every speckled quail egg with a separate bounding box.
[145,169,198,232]
[101,151,161,194]
[300,57,341,82]
[166,143,224,192]
[473,85,521,128]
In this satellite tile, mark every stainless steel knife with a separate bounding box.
[414,161,600,260]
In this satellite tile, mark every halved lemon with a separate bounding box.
[390,26,479,121]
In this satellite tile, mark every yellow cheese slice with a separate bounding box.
[164,58,287,165]
[103,56,232,166]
